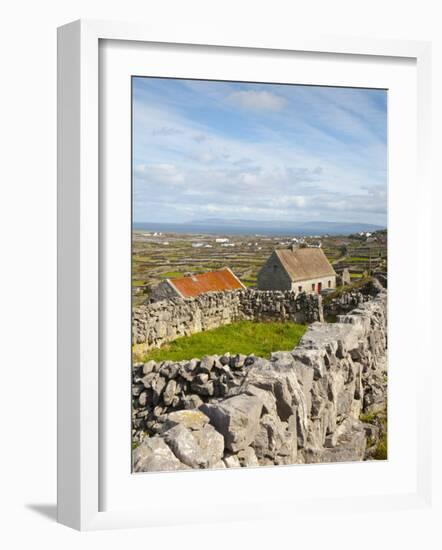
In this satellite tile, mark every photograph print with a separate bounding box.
[131,77,388,472]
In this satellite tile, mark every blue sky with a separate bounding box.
[132,77,387,226]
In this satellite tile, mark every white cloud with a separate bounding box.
[135,163,184,184]
[191,152,216,163]
[227,90,287,112]
[132,79,387,225]
[193,133,209,143]
[238,172,259,185]
[151,126,183,136]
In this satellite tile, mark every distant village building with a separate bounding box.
[257,246,337,294]
[150,267,245,302]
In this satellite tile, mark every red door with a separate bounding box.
[317,282,322,293]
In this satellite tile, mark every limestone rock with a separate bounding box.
[230,354,247,369]
[224,454,241,468]
[132,437,189,472]
[237,446,259,467]
[191,424,225,466]
[163,379,178,406]
[245,385,277,416]
[164,409,209,431]
[163,423,224,468]
[246,361,309,446]
[152,376,166,401]
[252,413,287,460]
[201,393,263,452]
[182,394,204,410]
[197,355,216,374]
[304,420,366,463]
[191,379,215,397]
[132,287,388,468]
[142,360,156,375]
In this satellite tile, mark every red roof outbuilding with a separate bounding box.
[167,267,245,298]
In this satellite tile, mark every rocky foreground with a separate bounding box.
[132,288,387,471]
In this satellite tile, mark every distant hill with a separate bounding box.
[134,219,385,237]
[189,218,385,236]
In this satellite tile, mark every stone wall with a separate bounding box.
[132,289,323,352]
[132,289,387,471]
[322,277,384,318]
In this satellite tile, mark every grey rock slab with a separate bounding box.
[246,361,309,443]
[230,354,247,369]
[163,423,224,468]
[304,420,367,463]
[164,409,210,431]
[197,355,216,374]
[224,454,241,468]
[141,372,157,389]
[244,385,277,416]
[201,393,263,452]
[162,379,178,406]
[193,373,209,385]
[138,391,148,407]
[152,376,167,399]
[132,437,189,472]
[292,348,327,380]
[182,394,204,410]
[142,360,157,375]
[191,424,225,467]
[237,446,259,467]
[252,413,288,459]
[161,363,179,379]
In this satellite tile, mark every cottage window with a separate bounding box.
[273,264,278,272]
[311,283,315,291]
[328,280,331,288]
[298,285,302,292]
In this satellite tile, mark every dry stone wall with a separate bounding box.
[322,278,383,318]
[132,289,387,471]
[133,289,323,351]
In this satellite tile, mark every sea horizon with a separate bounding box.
[133,221,385,237]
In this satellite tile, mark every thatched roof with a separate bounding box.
[275,247,336,282]
[168,267,245,298]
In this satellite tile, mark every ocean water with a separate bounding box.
[132,221,384,237]
[133,222,291,236]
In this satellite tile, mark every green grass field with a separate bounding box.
[347,257,370,263]
[160,271,183,278]
[142,320,308,362]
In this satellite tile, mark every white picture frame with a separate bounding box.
[57,19,433,531]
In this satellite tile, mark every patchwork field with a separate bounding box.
[132,229,387,306]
